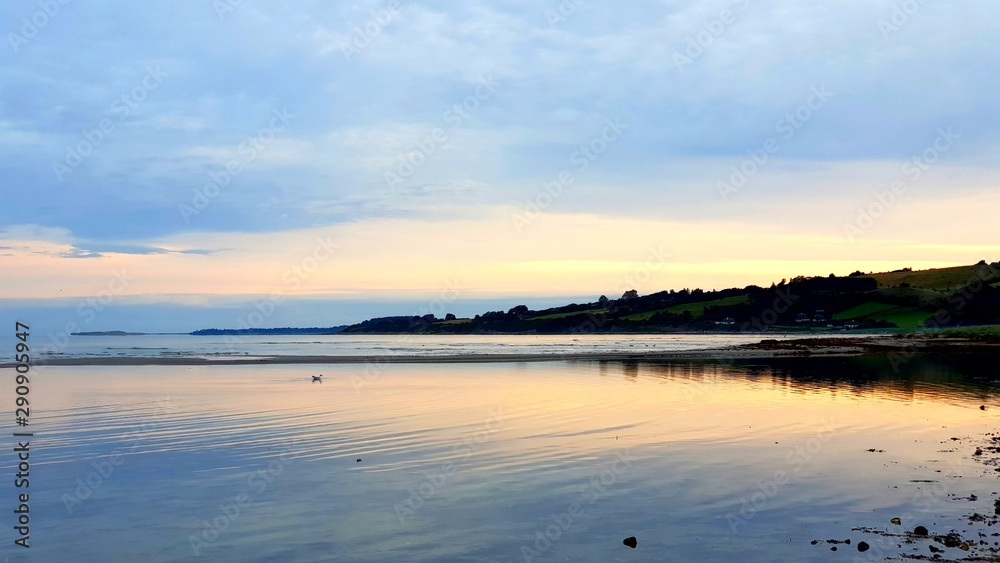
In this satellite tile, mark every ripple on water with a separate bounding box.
[9,356,1000,562]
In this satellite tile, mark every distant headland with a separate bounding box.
[72,327,349,337]
[343,261,1000,335]
[70,262,1000,338]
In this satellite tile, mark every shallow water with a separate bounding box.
[37,332,875,361]
[3,354,999,562]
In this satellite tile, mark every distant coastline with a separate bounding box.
[68,262,999,338]
[71,326,349,337]
[71,331,151,336]
[188,326,348,336]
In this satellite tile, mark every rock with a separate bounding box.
[356,458,362,463]
[830,546,837,551]
[623,536,637,549]
[942,533,962,548]
[890,517,902,525]
[929,545,940,553]
[914,525,929,536]
[975,447,984,456]
[858,541,870,552]
[982,405,987,410]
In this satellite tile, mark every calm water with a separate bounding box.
[38,333,875,360]
[3,353,999,561]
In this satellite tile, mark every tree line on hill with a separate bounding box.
[342,262,1000,334]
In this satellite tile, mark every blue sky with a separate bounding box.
[1,0,998,332]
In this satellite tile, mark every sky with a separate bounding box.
[1,0,998,333]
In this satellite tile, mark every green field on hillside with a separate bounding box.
[869,264,999,291]
[529,308,604,321]
[833,301,933,329]
[873,286,946,305]
[623,295,750,321]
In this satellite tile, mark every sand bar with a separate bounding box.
[4,336,996,368]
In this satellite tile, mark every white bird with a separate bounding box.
[312,374,323,382]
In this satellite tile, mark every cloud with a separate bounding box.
[144,114,211,132]
[0,0,997,306]
[78,243,220,256]
[0,120,50,146]
[0,224,219,259]
[58,249,104,259]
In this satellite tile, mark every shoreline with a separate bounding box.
[6,336,997,367]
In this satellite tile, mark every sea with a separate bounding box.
[37,333,864,361]
[2,333,999,562]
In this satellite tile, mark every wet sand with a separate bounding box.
[7,335,997,367]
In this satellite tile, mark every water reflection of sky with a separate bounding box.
[4,355,999,561]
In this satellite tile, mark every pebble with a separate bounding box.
[858,541,870,552]
[623,536,637,549]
